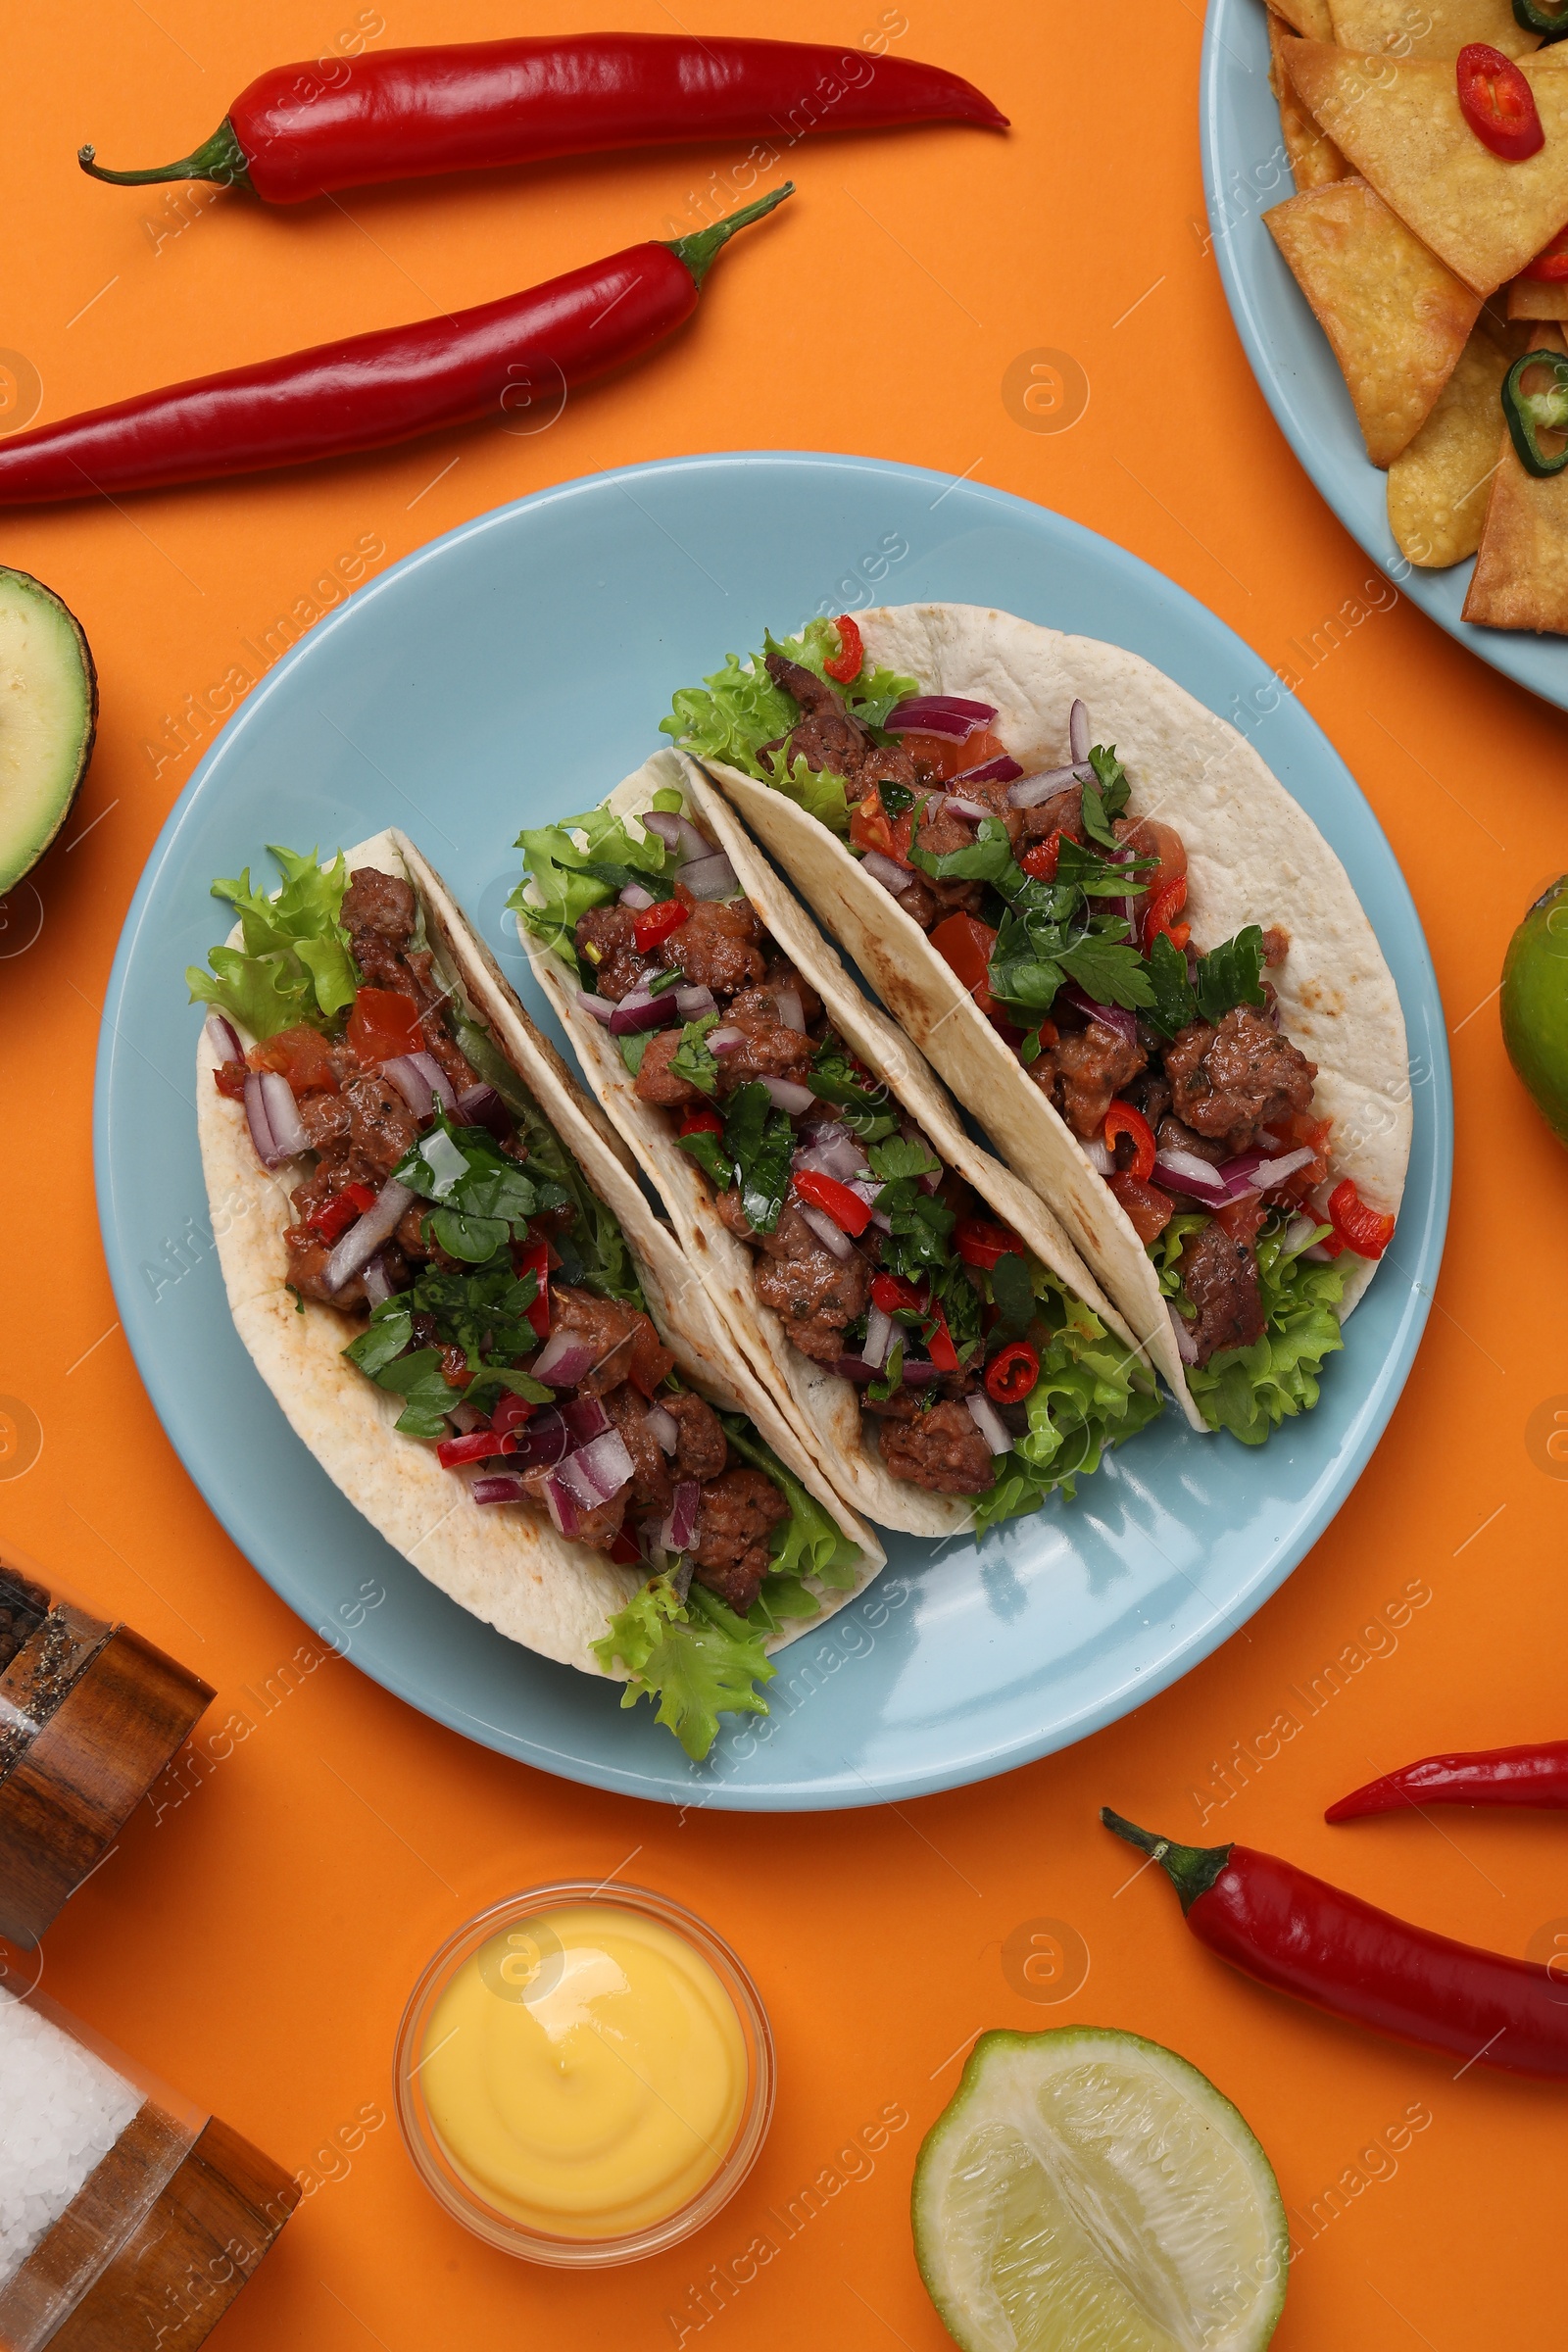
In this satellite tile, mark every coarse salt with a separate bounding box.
[0,1987,138,2288]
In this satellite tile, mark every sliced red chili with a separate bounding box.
[850,794,897,860]
[489,1392,537,1436]
[307,1181,376,1241]
[679,1104,725,1139]
[437,1429,519,1468]
[1103,1100,1156,1183]
[985,1341,1040,1403]
[513,1237,553,1337]
[930,911,1000,1020]
[1142,874,1190,953]
[1019,829,1065,883]
[823,612,864,684]
[1526,223,1568,281]
[955,1216,1026,1271]
[1455,43,1544,160]
[794,1169,872,1237]
[871,1271,926,1315]
[632,897,690,954]
[1327,1177,1396,1260]
[925,1304,960,1372]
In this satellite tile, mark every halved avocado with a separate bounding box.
[0,567,98,894]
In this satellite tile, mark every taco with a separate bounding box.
[510,755,1161,1537]
[187,826,881,1760]
[659,604,1411,1444]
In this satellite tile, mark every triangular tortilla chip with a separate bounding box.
[1265,176,1481,461]
[1271,0,1335,36]
[1271,12,1348,187]
[1284,42,1568,292]
[1509,273,1568,316]
[1463,430,1568,631]
[1327,0,1539,57]
[1387,320,1512,561]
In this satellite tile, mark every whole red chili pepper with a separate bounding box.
[1327,1742,1568,1821]
[78,34,1007,204]
[1102,1808,1568,2078]
[0,187,788,506]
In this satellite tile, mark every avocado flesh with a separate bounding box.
[0,567,98,895]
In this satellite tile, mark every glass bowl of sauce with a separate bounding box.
[393,1883,774,2266]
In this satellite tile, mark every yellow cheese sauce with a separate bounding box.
[419,1901,748,2238]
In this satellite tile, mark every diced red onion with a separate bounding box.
[1169,1305,1200,1367]
[643,808,711,862]
[1007,763,1091,807]
[557,1427,635,1506]
[965,1392,1014,1455]
[259,1070,307,1159]
[324,1176,414,1292]
[940,795,993,823]
[530,1332,598,1387]
[1223,1146,1315,1194]
[901,1359,943,1388]
[1152,1152,1232,1208]
[456,1083,511,1141]
[543,1473,581,1539]
[861,851,914,897]
[860,1304,894,1371]
[381,1055,435,1117]
[885,695,997,739]
[831,1354,877,1385]
[408,1051,457,1111]
[618,882,657,910]
[1069,699,1091,764]
[794,1136,869,1184]
[204,1012,243,1065]
[609,987,679,1038]
[363,1255,396,1309]
[869,1209,893,1234]
[473,1475,525,1506]
[644,1402,679,1454]
[678,852,740,902]
[242,1073,279,1167]
[576,990,617,1025]
[709,1026,744,1054]
[1283,1211,1322,1255]
[761,1076,815,1114]
[774,989,805,1032]
[448,1398,486,1434]
[562,1396,612,1445]
[1058,983,1139,1045]
[848,1177,885,1208]
[1082,1136,1114,1177]
[952,754,1023,786]
[659,1479,702,1553]
[798,1204,854,1261]
[675,984,716,1019]
[513,1411,570,1471]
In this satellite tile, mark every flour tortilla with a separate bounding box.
[195,826,881,1682]
[696,605,1412,1430]
[519,754,1153,1536]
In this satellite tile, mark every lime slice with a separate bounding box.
[912,2028,1287,2352]
[1501,877,1568,1148]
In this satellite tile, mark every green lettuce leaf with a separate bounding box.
[510,804,672,967]
[1181,1223,1347,1446]
[594,1578,774,1760]
[187,844,358,1042]
[970,1281,1163,1529]
[720,1414,861,1589]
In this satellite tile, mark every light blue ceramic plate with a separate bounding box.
[1200,0,1568,709]
[95,452,1449,1811]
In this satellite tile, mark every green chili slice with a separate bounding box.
[1502,351,1568,477]
[1514,0,1568,39]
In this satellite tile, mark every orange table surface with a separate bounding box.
[5,3,1567,2345]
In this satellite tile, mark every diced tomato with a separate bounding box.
[437,1430,519,1469]
[871,1271,926,1315]
[307,1181,376,1242]
[513,1237,552,1338]
[930,912,1000,1021]
[823,613,864,684]
[794,1168,872,1237]
[679,1105,725,1139]
[956,1216,1026,1271]
[1215,1195,1268,1246]
[1262,1111,1333,1203]
[489,1392,537,1436]
[248,1024,340,1094]
[347,988,423,1063]
[1103,1100,1157,1183]
[985,1341,1040,1404]
[899,727,1011,783]
[1327,1177,1396,1260]
[214,1061,248,1101]
[610,1529,644,1567]
[632,898,690,954]
[1107,1172,1175,1247]
[1142,875,1190,954]
[925,1305,960,1372]
[627,1314,675,1399]
[850,794,898,861]
[1019,830,1065,884]
[1526,223,1568,282]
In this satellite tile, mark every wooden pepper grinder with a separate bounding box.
[0,1556,214,1945]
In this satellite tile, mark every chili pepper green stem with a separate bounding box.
[663,182,793,287]
[1100,1807,1232,1915]
[1502,351,1568,477]
[78,121,254,193]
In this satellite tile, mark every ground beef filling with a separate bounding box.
[1164,1006,1317,1152]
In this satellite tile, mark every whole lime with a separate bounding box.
[1501,877,1568,1147]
